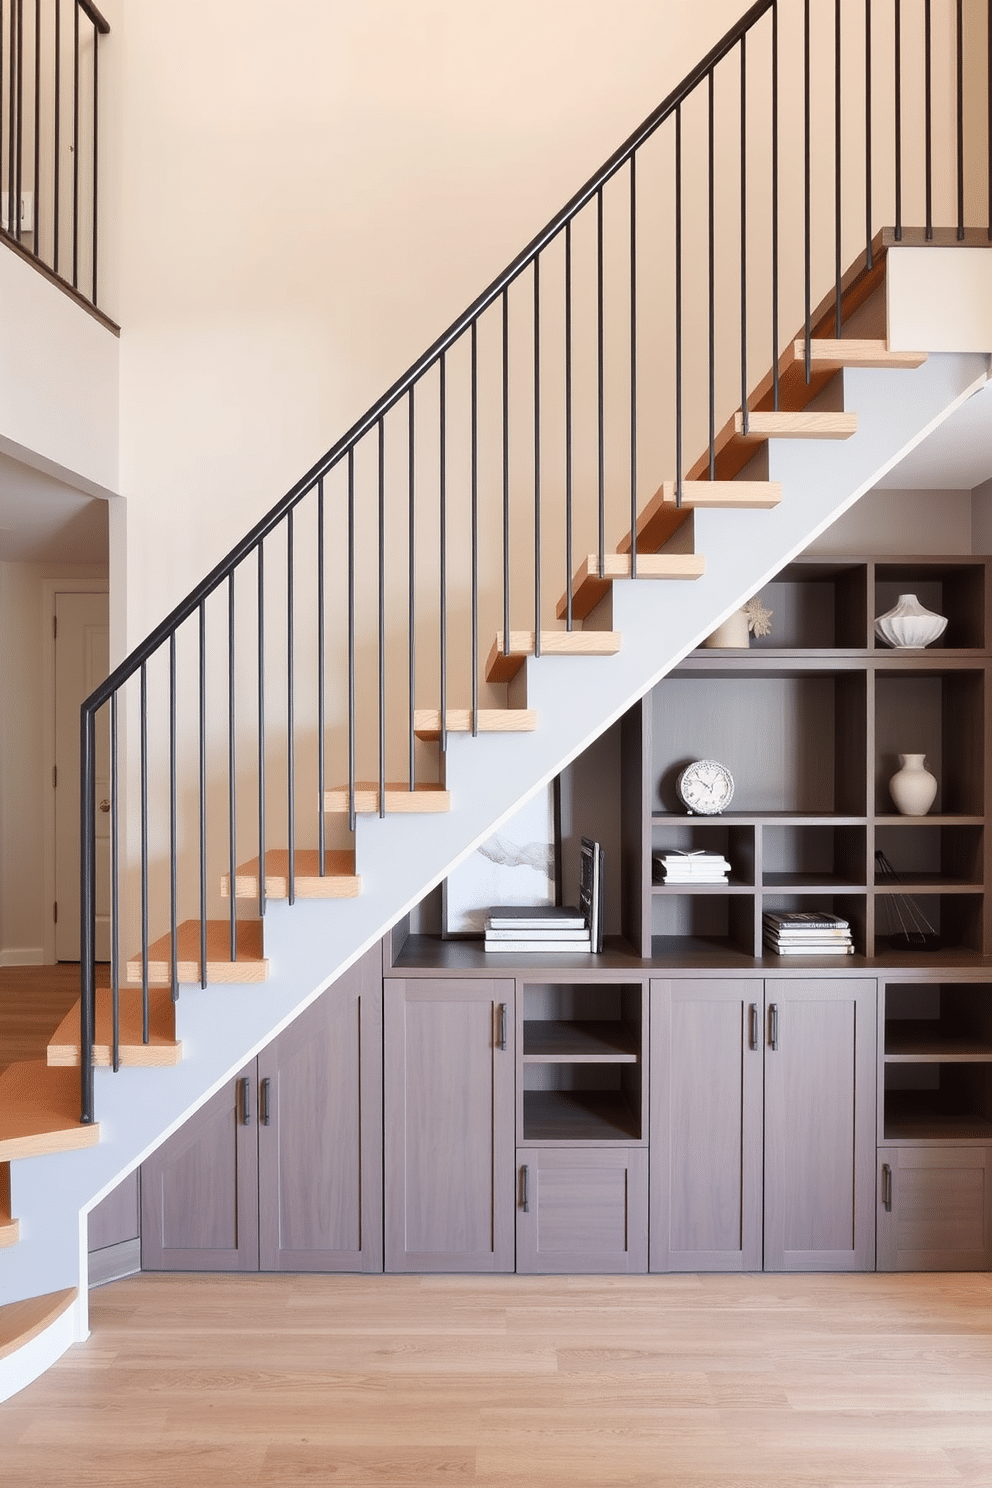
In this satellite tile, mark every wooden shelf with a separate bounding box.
[521,1090,641,1143]
[651,882,753,894]
[762,873,866,891]
[522,1020,638,1063]
[874,877,982,893]
[884,1022,992,1062]
[883,1091,992,1143]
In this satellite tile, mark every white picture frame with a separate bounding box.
[442,784,556,937]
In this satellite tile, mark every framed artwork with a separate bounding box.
[442,782,557,937]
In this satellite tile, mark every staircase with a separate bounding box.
[3,0,992,1399]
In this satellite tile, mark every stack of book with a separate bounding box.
[653,849,731,885]
[484,905,591,954]
[762,911,854,956]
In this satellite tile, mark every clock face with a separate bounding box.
[677,759,735,815]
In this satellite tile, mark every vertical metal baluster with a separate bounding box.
[347,449,356,831]
[439,353,448,747]
[228,573,236,961]
[79,704,95,1122]
[834,0,842,337]
[53,0,60,275]
[502,287,510,655]
[32,0,38,247]
[957,0,965,240]
[740,36,749,435]
[597,185,605,572]
[407,390,416,787]
[257,542,266,916]
[988,0,992,243]
[772,0,780,406]
[865,0,873,266]
[803,0,811,383]
[378,420,386,814]
[317,477,326,867]
[533,256,541,653]
[925,0,933,240]
[629,153,637,575]
[675,103,683,502]
[198,600,207,989]
[895,0,902,241]
[72,0,77,284]
[564,218,574,623]
[470,319,479,734]
[14,0,21,241]
[91,12,98,301]
[169,632,177,1003]
[287,507,296,897]
[139,659,149,1043]
[110,691,119,1072]
[708,68,716,471]
[7,0,15,243]
[0,0,5,242]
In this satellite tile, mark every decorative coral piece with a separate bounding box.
[743,596,773,638]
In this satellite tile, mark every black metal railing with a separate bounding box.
[80,0,992,1122]
[0,0,109,311]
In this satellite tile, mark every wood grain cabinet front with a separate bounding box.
[383,978,515,1273]
[515,1146,648,1273]
[877,1145,992,1270]
[141,946,383,1273]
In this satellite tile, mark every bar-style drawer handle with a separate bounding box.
[520,1165,530,1213]
[882,1162,893,1212]
[769,1003,779,1051]
[240,1077,251,1126]
[749,1003,759,1051]
[260,1077,271,1127]
[498,1003,508,1050]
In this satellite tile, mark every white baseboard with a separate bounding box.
[0,948,44,967]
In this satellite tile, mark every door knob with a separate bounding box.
[99,799,111,813]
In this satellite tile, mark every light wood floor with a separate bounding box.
[0,1270,990,1485]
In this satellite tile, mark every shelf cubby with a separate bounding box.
[873,668,985,817]
[873,892,984,956]
[883,1070,992,1143]
[650,819,755,886]
[881,983,992,1141]
[761,822,867,890]
[873,562,987,652]
[748,561,869,650]
[521,1088,642,1144]
[874,822,984,888]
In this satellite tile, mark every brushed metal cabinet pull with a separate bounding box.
[769,1003,779,1051]
[882,1162,893,1212]
[520,1164,530,1212]
[749,1003,759,1051]
[499,1003,508,1050]
[260,1076,271,1127]
[240,1076,251,1126]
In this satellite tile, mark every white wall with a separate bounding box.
[805,488,975,557]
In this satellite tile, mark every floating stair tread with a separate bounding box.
[791,339,927,371]
[733,409,858,440]
[618,482,781,556]
[126,920,267,987]
[413,709,538,740]
[0,1164,17,1249]
[222,849,361,900]
[0,1288,76,1362]
[47,989,181,1069]
[0,1063,100,1161]
[486,630,622,683]
[556,552,705,622]
[323,783,451,814]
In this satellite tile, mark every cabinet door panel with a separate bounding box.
[763,979,875,1272]
[141,1062,258,1271]
[878,1146,992,1270]
[258,947,383,1272]
[650,980,763,1272]
[516,1147,647,1273]
[384,979,514,1272]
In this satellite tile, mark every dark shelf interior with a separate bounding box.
[521,1089,640,1142]
[884,1020,992,1062]
[522,1019,638,1062]
[883,1089,992,1142]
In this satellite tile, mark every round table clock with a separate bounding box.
[677,759,735,815]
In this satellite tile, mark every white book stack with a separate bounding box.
[654,849,731,885]
[762,910,854,956]
[484,905,591,954]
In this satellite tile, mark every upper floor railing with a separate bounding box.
[0,0,110,312]
[79,0,992,1122]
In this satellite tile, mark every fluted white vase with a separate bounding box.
[889,754,938,816]
[874,593,947,649]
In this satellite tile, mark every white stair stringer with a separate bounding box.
[0,348,986,1402]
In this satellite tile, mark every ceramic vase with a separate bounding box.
[889,753,938,816]
[702,609,750,648]
[874,593,948,649]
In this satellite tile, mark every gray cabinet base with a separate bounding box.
[516,1147,648,1274]
[878,1145,992,1271]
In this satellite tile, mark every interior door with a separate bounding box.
[54,590,110,960]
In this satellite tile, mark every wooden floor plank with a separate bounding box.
[0,1272,988,1486]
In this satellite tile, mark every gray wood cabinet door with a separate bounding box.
[763,978,876,1272]
[649,979,763,1272]
[258,950,383,1272]
[141,1060,259,1271]
[877,1145,992,1271]
[516,1146,648,1273]
[384,978,515,1273]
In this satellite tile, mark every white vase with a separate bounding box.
[874,593,948,649]
[702,610,750,648]
[889,754,938,816]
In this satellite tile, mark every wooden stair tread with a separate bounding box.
[323,783,451,814]
[222,849,361,900]
[618,481,781,556]
[0,1287,76,1361]
[47,989,181,1069]
[733,409,858,440]
[0,1063,100,1161]
[0,1163,18,1249]
[413,709,537,740]
[792,338,927,372]
[486,630,622,684]
[556,552,705,622]
[126,920,267,986]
